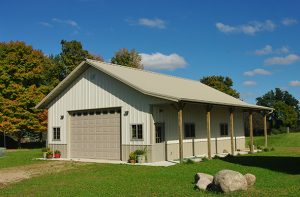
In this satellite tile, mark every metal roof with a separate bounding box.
[36,59,273,111]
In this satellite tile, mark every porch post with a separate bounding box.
[177,102,184,163]
[229,108,235,155]
[264,113,268,148]
[249,111,254,153]
[206,105,212,159]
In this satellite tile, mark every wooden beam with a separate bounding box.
[206,105,212,159]
[177,102,184,163]
[264,114,268,148]
[229,109,234,155]
[249,111,254,153]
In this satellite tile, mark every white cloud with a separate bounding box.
[254,45,289,55]
[216,20,276,35]
[38,22,53,28]
[282,18,298,26]
[255,45,273,55]
[244,68,272,76]
[289,80,300,87]
[264,54,300,65]
[52,18,79,28]
[140,52,187,70]
[138,18,166,29]
[243,80,257,86]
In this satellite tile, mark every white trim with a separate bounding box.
[166,136,245,144]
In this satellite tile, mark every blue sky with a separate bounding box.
[1,0,300,104]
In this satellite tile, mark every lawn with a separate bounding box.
[1,133,300,197]
[0,149,44,169]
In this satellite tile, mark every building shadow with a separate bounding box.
[221,155,300,175]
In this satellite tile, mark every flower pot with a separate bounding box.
[43,152,47,159]
[54,153,61,158]
[136,155,144,163]
[46,154,53,159]
[129,159,136,164]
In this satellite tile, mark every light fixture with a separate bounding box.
[60,115,64,120]
[124,111,129,116]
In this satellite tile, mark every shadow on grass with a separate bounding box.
[221,155,300,175]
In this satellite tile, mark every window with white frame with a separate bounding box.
[131,124,143,140]
[53,127,61,141]
[220,123,228,136]
[184,123,195,138]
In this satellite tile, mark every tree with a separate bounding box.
[52,40,103,81]
[0,41,51,147]
[256,88,299,129]
[274,101,298,128]
[111,48,143,69]
[200,76,240,98]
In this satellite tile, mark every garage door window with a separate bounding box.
[131,124,143,140]
[53,127,61,141]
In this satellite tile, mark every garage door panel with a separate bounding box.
[70,110,121,160]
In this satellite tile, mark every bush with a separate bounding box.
[184,159,195,164]
[54,150,61,154]
[129,152,136,160]
[271,147,275,151]
[134,148,146,156]
[263,147,270,152]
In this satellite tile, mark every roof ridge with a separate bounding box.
[86,58,206,85]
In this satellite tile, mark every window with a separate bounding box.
[53,127,61,141]
[155,123,165,143]
[131,124,143,140]
[184,123,195,138]
[220,123,228,136]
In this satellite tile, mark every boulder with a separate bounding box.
[194,173,213,183]
[194,173,214,191]
[213,170,248,193]
[244,173,256,186]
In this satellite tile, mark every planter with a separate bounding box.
[136,155,145,163]
[46,154,53,159]
[54,153,61,158]
[129,159,136,164]
[0,147,6,157]
[43,152,47,159]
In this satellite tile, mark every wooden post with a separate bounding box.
[229,109,234,155]
[206,105,212,159]
[177,102,184,163]
[264,113,268,148]
[249,111,254,153]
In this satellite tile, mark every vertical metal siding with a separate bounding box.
[48,66,164,146]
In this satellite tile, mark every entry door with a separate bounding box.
[155,123,165,143]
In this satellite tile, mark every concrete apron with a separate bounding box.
[36,158,178,167]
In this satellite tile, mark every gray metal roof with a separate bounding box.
[36,59,273,111]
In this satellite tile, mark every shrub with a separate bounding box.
[271,147,275,151]
[263,147,270,152]
[134,149,146,156]
[184,159,195,164]
[129,152,136,160]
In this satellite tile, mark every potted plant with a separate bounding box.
[42,147,50,159]
[134,148,147,163]
[54,150,61,158]
[46,150,53,159]
[129,152,136,164]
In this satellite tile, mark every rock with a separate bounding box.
[194,173,214,191]
[194,173,213,183]
[213,170,248,193]
[196,177,213,190]
[244,173,256,186]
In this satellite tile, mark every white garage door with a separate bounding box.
[70,108,121,160]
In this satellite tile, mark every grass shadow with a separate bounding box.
[221,155,300,175]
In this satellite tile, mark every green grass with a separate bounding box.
[1,133,300,196]
[249,132,300,148]
[0,149,43,169]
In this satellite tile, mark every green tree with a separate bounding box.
[200,76,240,98]
[111,48,143,69]
[256,88,299,129]
[52,40,103,81]
[274,101,298,128]
[0,41,52,146]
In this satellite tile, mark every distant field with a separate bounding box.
[0,133,299,196]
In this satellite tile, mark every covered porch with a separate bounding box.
[150,101,272,163]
